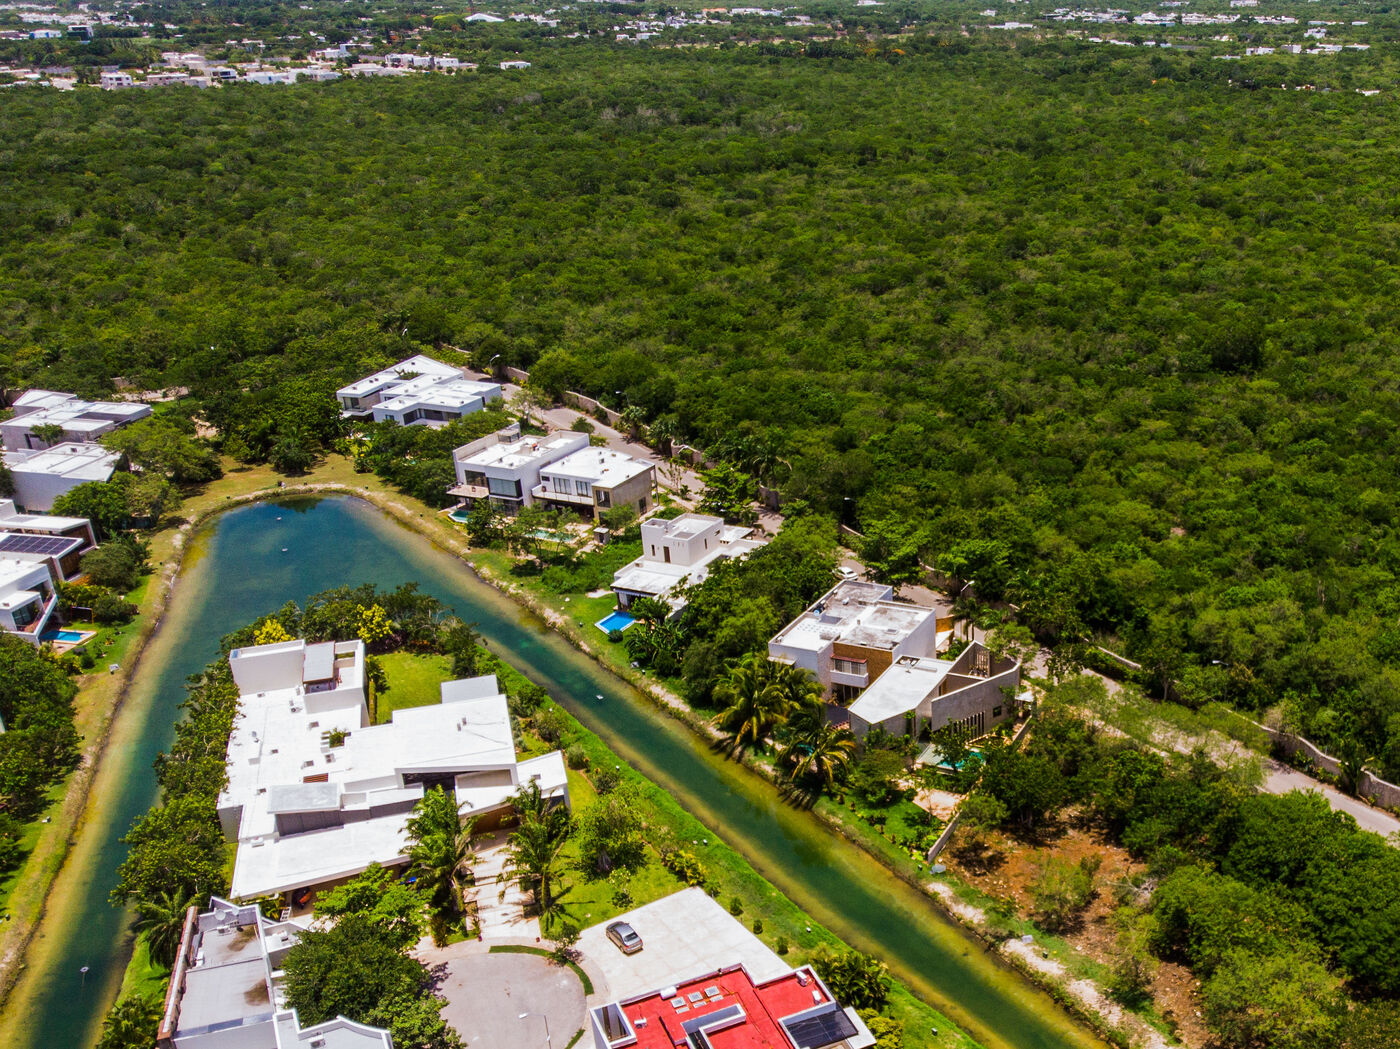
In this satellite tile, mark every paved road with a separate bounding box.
[421,942,591,1049]
[1261,757,1400,837]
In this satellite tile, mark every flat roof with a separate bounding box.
[456,431,587,472]
[336,355,460,396]
[0,532,83,558]
[771,581,934,654]
[846,656,956,724]
[541,447,653,487]
[4,448,113,478]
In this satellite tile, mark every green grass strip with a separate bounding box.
[487,944,595,995]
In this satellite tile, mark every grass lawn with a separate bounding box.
[538,699,975,1049]
[375,651,452,724]
[118,932,171,1003]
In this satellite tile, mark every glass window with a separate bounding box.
[487,477,521,498]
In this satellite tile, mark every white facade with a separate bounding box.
[533,447,655,517]
[767,581,938,696]
[450,428,589,512]
[1,390,151,451]
[219,639,568,900]
[3,442,119,511]
[0,557,57,641]
[335,356,502,426]
[612,513,766,609]
[100,71,134,89]
[157,896,393,1049]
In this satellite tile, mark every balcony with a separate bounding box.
[830,658,869,689]
[532,483,594,506]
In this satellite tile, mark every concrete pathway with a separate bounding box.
[467,832,541,940]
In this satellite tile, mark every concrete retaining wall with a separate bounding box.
[1232,711,1400,811]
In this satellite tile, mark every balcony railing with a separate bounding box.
[532,483,593,506]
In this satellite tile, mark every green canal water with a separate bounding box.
[15,496,1106,1049]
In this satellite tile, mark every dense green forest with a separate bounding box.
[6,38,1400,762]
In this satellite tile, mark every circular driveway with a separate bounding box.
[435,951,585,1049]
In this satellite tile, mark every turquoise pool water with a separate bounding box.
[448,509,470,523]
[41,629,85,643]
[596,610,637,633]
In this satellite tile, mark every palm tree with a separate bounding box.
[134,887,194,967]
[406,787,475,916]
[96,995,163,1049]
[782,724,856,792]
[714,653,799,753]
[499,786,573,933]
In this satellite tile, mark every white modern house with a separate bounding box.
[2,442,120,511]
[449,427,589,514]
[611,513,766,610]
[532,447,655,520]
[335,356,502,426]
[218,638,568,902]
[156,896,393,1049]
[844,645,1022,741]
[768,581,939,701]
[0,557,58,641]
[0,499,96,581]
[1,390,151,451]
[768,581,1021,740]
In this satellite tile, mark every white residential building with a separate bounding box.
[0,498,96,580]
[0,557,57,641]
[335,355,502,426]
[100,71,134,89]
[612,513,766,609]
[768,581,938,701]
[1,390,151,451]
[218,639,568,901]
[499,59,531,69]
[449,427,589,513]
[156,896,392,1049]
[844,645,1022,741]
[532,447,655,520]
[2,442,120,511]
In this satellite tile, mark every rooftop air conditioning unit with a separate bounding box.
[796,971,809,987]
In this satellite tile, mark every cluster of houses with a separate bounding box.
[159,635,876,1049]
[334,356,1025,747]
[0,389,154,644]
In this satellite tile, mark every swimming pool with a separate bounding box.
[448,509,471,523]
[41,630,86,644]
[596,611,637,634]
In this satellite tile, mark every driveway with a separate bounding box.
[424,946,585,1049]
[578,888,788,1001]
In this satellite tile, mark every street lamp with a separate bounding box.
[519,1012,553,1049]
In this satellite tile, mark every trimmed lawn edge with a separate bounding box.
[487,944,595,995]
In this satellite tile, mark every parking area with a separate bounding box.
[578,887,789,1001]
[426,947,585,1049]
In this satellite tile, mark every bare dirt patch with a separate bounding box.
[943,818,1205,1048]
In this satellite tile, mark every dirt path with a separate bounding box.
[926,884,1174,1049]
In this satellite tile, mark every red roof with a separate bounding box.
[599,964,845,1049]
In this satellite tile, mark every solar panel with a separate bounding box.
[0,532,80,556]
[783,1008,859,1049]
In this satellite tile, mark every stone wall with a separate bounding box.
[1233,711,1400,812]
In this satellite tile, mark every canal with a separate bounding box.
[10,496,1106,1049]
